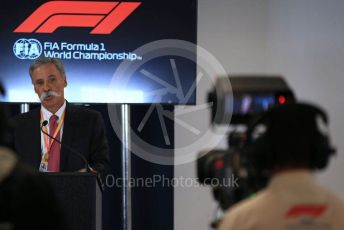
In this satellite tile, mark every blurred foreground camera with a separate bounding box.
[208,76,295,125]
[197,75,295,227]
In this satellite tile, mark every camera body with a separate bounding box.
[209,75,295,125]
[198,75,295,210]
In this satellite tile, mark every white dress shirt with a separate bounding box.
[40,100,66,156]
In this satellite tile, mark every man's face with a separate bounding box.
[31,63,67,113]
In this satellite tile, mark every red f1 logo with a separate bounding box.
[286,205,327,218]
[14,1,141,34]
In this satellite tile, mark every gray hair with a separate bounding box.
[29,57,66,78]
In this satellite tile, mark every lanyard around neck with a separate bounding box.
[41,112,65,152]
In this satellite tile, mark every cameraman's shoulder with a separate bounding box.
[219,191,267,229]
[329,192,344,210]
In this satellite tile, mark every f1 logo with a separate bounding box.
[286,205,327,218]
[14,1,141,34]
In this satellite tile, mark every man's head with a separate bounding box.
[29,57,67,113]
[246,103,335,172]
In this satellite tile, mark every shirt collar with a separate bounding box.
[41,100,66,122]
[268,169,315,190]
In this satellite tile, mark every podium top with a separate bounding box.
[42,172,104,191]
[42,172,98,177]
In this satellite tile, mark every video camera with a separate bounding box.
[197,76,295,213]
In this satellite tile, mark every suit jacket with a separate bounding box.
[11,103,110,176]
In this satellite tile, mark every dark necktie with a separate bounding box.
[48,115,60,172]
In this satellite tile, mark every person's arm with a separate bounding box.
[88,111,110,178]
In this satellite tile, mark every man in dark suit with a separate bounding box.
[1,82,68,230]
[11,57,110,176]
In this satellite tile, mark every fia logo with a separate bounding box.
[13,38,42,59]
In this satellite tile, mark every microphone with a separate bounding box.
[41,120,105,190]
[41,120,89,170]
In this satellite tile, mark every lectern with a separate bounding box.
[45,172,102,230]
